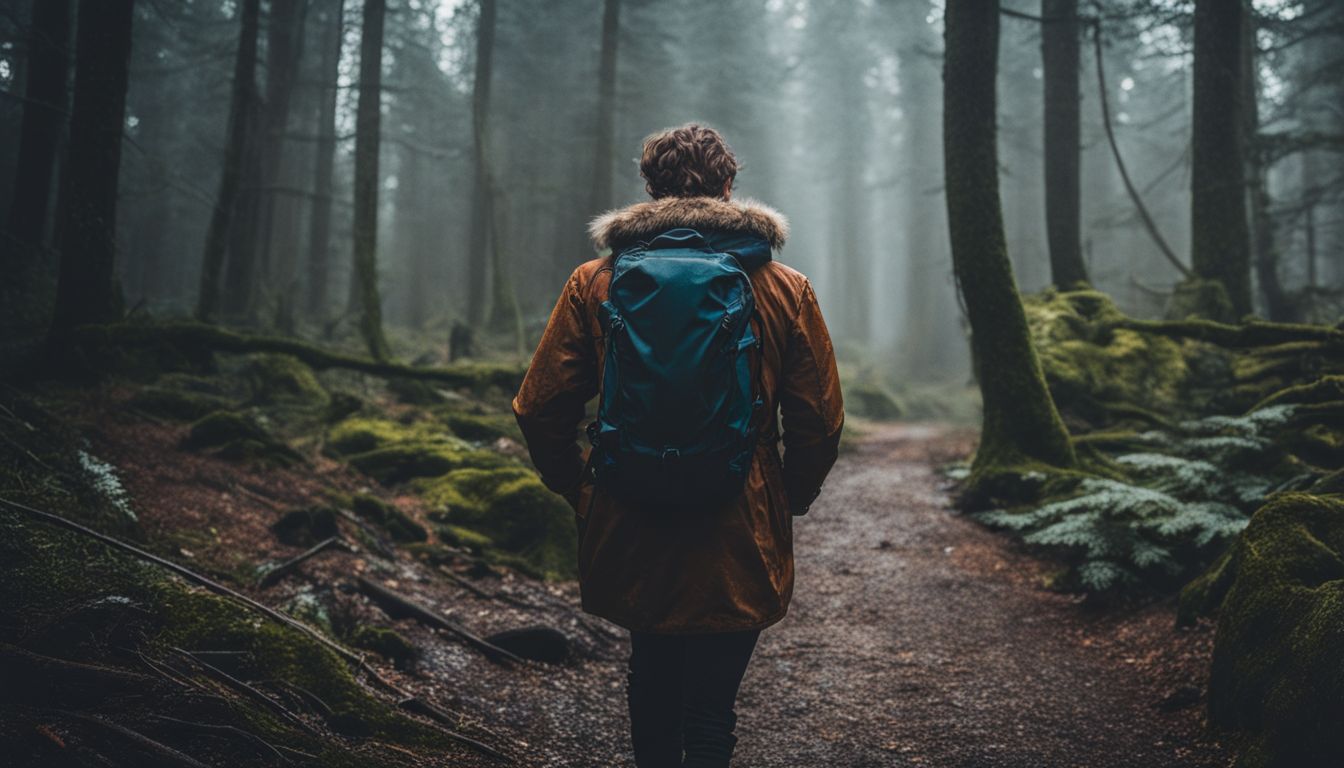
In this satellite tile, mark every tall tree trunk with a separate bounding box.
[6,0,72,252]
[306,0,344,319]
[196,0,261,321]
[49,0,136,341]
[942,0,1075,480]
[1190,0,1252,317]
[1242,9,1289,321]
[473,0,520,346]
[1041,0,1088,287]
[589,0,621,217]
[351,0,390,360]
[466,0,497,331]
[252,0,306,320]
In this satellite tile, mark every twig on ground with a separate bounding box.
[256,537,342,588]
[355,576,525,665]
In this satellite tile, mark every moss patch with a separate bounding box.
[351,494,427,543]
[348,625,418,669]
[243,353,330,407]
[419,467,576,579]
[183,410,300,466]
[1024,288,1190,426]
[441,410,523,443]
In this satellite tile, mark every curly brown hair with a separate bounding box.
[639,124,739,200]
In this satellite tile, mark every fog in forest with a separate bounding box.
[1,0,1341,396]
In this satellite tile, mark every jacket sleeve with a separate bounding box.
[778,279,844,515]
[512,269,599,502]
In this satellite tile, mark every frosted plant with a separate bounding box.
[77,449,137,521]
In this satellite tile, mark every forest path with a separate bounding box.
[721,422,1228,768]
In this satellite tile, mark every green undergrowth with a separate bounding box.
[0,390,481,766]
[961,288,1338,592]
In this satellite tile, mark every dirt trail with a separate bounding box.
[474,423,1229,767]
[729,423,1228,768]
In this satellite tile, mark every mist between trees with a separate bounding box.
[0,0,1340,382]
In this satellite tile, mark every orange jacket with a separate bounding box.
[513,196,844,633]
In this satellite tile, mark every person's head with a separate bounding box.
[639,124,738,201]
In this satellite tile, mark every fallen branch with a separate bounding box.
[355,576,524,666]
[173,647,318,737]
[256,537,342,589]
[72,321,527,391]
[0,497,514,763]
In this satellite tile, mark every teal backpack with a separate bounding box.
[587,227,770,512]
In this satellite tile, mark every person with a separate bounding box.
[513,123,844,767]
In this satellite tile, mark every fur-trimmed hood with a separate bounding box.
[588,196,790,252]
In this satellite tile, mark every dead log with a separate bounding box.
[72,321,527,390]
[355,576,524,665]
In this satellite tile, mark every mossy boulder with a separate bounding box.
[1185,493,1344,767]
[271,505,340,546]
[130,385,235,421]
[1024,288,1189,425]
[441,410,523,443]
[243,353,329,407]
[349,625,418,669]
[419,467,576,579]
[183,410,300,466]
[1166,278,1235,323]
[346,444,509,486]
[326,417,463,457]
[843,379,904,421]
[351,494,427,543]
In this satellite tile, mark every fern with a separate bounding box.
[976,406,1302,590]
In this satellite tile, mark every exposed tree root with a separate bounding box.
[256,536,342,589]
[0,496,517,764]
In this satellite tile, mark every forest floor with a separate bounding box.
[59,397,1235,768]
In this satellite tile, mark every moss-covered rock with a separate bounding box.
[441,410,523,443]
[351,494,427,543]
[130,384,235,421]
[271,505,339,546]
[346,444,509,486]
[843,379,904,421]
[1191,493,1344,767]
[1024,288,1190,425]
[348,625,418,669]
[418,467,576,579]
[326,417,464,457]
[243,353,329,407]
[183,410,301,466]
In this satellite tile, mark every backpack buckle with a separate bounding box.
[661,448,680,461]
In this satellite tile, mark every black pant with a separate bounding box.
[627,629,761,768]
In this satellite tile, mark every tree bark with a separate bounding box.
[466,0,497,330]
[305,0,345,318]
[6,0,72,252]
[352,0,391,360]
[589,0,621,216]
[1191,0,1253,316]
[1041,0,1088,287]
[1242,9,1289,321]
[942,0,1075,477]
[252,0,307,319]
[196,0,261,321]
[49,0,136,341]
